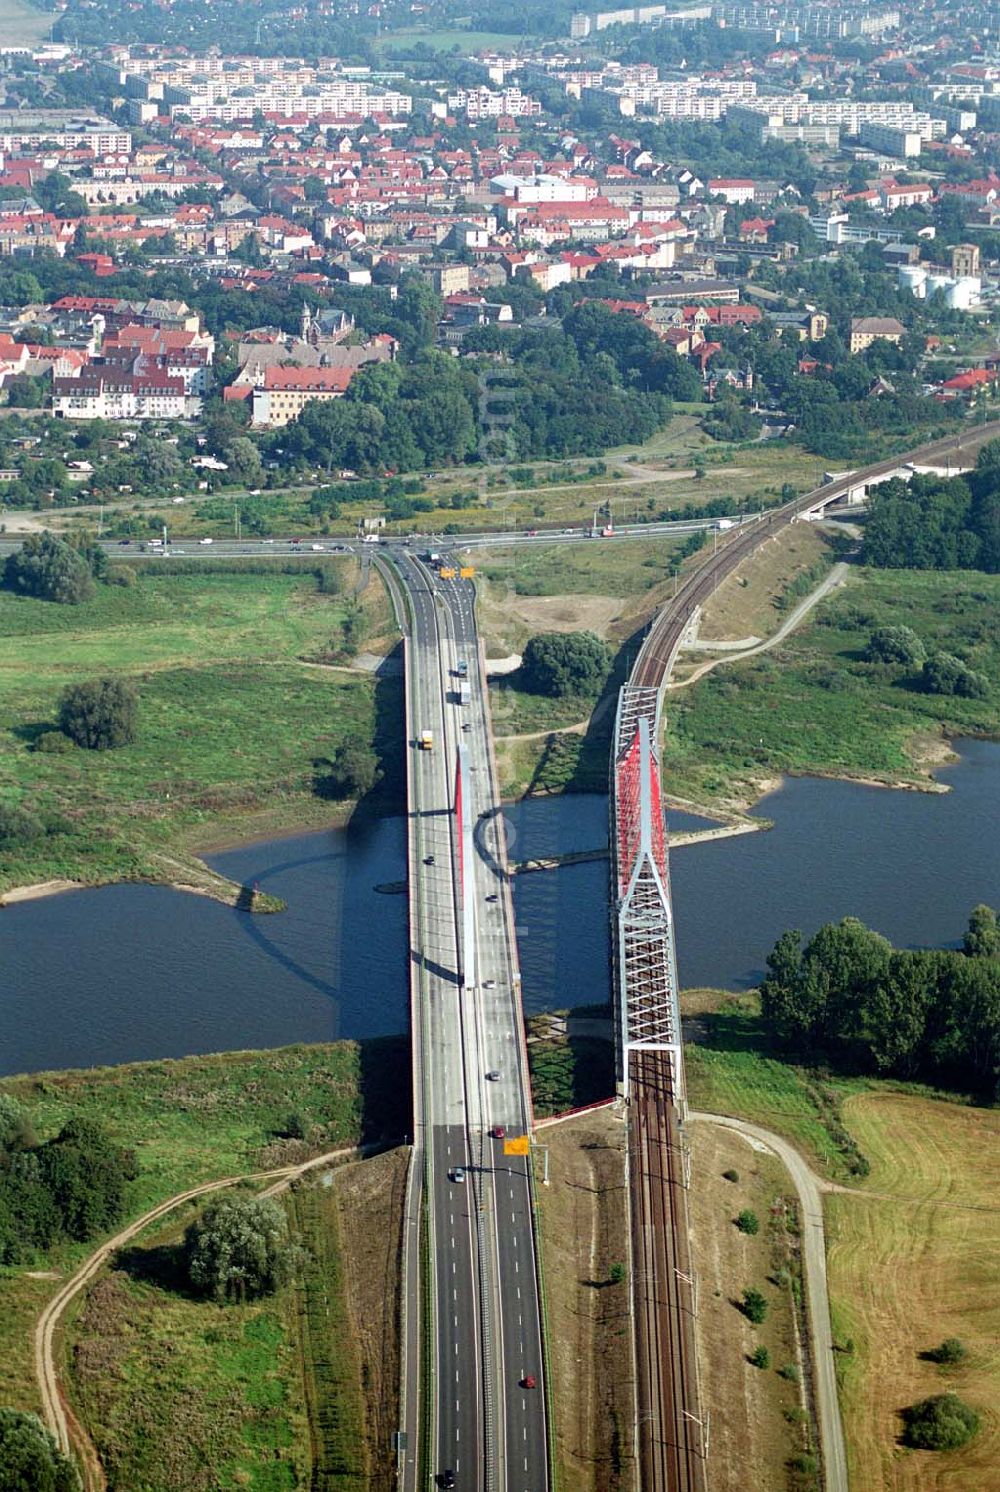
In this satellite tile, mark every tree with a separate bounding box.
[324,740,380,798]
[901,1393,980,1451]
[58,678,138,751]
[185,1195,295,1303]
[0,1408,81,1492]
[963,904,1000,959]
[748,1345,770,1369]
[37,1117,136,1242]
[921,651,988,699]
[740,1287,768,1324]
[224,436,264,487]
[519,632,612,698]
[865,624,925,667]
[3,534,94,605]
[735,1209,760,1235]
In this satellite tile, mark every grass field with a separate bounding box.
[0,570,400,893]
[663,566,1000,809]
[826,1092,1000,1491]
[70,1262,309,1492]
[535,1110,635,1492]
[66,1147,408,1492]
[682,990,871,1182]
[0,1039,410,1413]
[688,1123,817,1491]
[0,0,51,44]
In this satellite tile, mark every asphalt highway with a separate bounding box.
[397,550,548,1492]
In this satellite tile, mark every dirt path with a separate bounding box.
[670,561,849,691]
[35,1145,361,1489]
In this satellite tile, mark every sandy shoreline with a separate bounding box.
[0,879,82,905]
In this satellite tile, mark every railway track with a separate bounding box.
[630,1050,704,1492]
[622,422,1000,1492]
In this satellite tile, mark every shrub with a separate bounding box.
[778,1362,800,1383]
[740,1287,768,1324]
[608,1262,626,1285]
[0,804,44,845]
[722,1168,740,1183]
[58,677,138,751]
[735,1209,760,1236]
[921,650,989,698]
[748,1345,770,1369]
[923,1338,968,1367]
[900,1393,980,1451]
[31,730,75,755]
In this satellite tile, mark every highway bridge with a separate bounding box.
[386,551,548,1492]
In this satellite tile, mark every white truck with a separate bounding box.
[420,729,434,752]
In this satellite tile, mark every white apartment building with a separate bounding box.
[0,112,131,154]
[447,87,542,119]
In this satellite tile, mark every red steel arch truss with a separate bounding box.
[611,685,684,1102]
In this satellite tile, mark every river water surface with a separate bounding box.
[1,740,998,1076]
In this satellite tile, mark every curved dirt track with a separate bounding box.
[36,1145,361,1490]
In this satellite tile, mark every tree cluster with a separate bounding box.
[861,459,1000,574]
[2,534,104,606]
[519,632,612,698]
[760,908,1000,1097]
[0,1408,80,1492]
[0,1103,137,1265]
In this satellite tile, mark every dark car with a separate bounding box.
[439,1473,456,1490]
[424,855,435,865]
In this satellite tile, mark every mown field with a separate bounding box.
[0,568,400,892]
[827,1093,1000,1492]
[664,567,1000,809]
[683,994,999,1489]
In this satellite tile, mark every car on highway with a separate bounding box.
[450,1166,465,1183]
[424,855,435,865]
[198,537,213,545]
[482,979,496,989]
[485,893,498,903]
[485,1070,500,1082]
[491,1125,506,1140]
[521,1375,537,1390]
[439,1473,456,1490]
[462,723,472,732]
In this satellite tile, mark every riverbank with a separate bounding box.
[663,566,1000,811]
[0,568,401,900]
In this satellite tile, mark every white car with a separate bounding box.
[199,537,214,545]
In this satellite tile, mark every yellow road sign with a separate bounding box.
[460,565,475,578]
[439,566,457,579]
[503,1135,531,1156]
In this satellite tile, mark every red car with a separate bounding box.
[491,1126,506,1140]
[521,1375,537,1390]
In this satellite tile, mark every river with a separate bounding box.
[1,740,998,1076]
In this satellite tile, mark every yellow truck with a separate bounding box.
[420,729,434,751]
